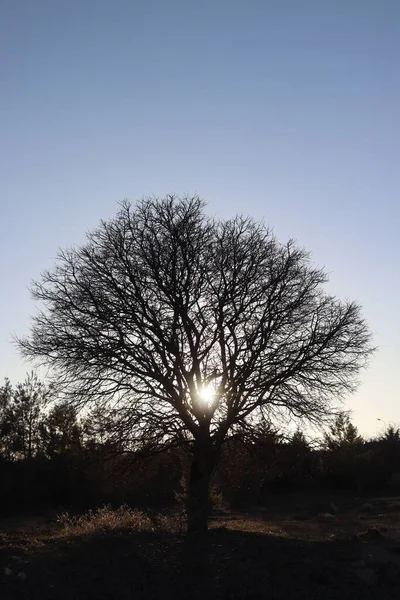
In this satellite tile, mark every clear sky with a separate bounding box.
[1,0,399,437]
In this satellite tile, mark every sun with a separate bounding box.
[198,384,215,404]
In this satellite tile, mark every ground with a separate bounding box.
[1,492,400,599]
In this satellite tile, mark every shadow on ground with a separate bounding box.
[1,521,400,600]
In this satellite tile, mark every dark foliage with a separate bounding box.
[1,375,400,516]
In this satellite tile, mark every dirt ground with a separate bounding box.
[1,491,400,599]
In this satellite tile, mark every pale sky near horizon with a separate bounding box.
[1,0,399,438]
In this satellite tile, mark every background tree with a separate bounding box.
[11,372,52,460]
[281,429,314,488]
[324,412,364,451]
[0,372,53,460]
[379,424,400,444]
[40,401,82,458]
[0,378,14,460]
[19,195,373,532]
[323,412,365,489]
[372,424,400,490]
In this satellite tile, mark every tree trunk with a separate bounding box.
[186,438,216,534]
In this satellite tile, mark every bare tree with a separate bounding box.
[18,195,373,532]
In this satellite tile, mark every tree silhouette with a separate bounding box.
[19,195,373,532]
[0,372,53,460]
[0,378,14,460]
[379,424,400,444]
[40,401,82,458]
[324,412,364,451]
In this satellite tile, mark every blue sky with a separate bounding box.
[1,0,399,437]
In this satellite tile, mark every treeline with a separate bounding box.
[0,373,185,515]
[219,416,400,507]
[1,373,400,516]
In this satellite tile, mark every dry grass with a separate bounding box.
[56,505,185,538]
